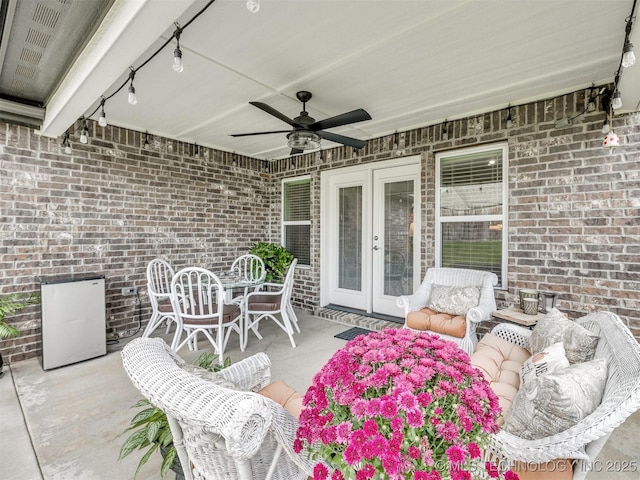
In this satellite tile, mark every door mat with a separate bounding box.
[334,327,373,341]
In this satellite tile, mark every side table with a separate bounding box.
[492,306,544,328]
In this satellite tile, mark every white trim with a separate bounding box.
[281,175,311,267]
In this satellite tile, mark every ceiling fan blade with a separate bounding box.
[230,130,291,137]
[249,101,301,127]
[318,130,368,149]
[309,108,372,131]
[290,148,304,155]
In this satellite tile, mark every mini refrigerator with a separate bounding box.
[40,275,106,370]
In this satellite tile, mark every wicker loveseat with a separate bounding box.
[121,337,315,480]
[471,311,640,480]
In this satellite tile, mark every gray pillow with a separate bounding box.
[503,358,608,440]
[529,308,600,364]
[428,284,480,316]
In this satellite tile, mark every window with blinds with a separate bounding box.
[282,177,311,265]
[436,144,508,286]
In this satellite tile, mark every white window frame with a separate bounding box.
[282,175,311,267]
[435,143,508,288]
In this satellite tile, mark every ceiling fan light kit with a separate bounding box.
[231,90,372,156]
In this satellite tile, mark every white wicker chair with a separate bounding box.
[142,258,176,338]
[121,337,315,480]
[485,311,640,480]
[396,267,498,354]
[229,253,267,305]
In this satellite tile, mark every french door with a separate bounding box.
[321,157,421,317]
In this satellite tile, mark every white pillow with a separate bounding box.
[519,342,569,399]
[529,308,600,364]
[428,284,480,316]
[504,358,608,440]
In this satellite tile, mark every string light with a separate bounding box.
[247,0,260,13]
[79,118,88,144]
[98,97,107,127]
[127,68,137,105]
[505,105,513,128]
[442,120,448,140]
[602,117,611,134]
[611,89,623,110]
[62,132,72,154]
[622,41,635,67]
[173,23,184,72]
[143,131,150,148]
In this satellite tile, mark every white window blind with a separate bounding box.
[436,144,508,286]
[283,178,311,265]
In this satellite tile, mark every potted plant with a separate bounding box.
[249,242,294,282]
[0,292,40,376]
[118,352,231,479]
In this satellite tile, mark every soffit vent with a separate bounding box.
[32,3,60,29]
[25,28,50,49]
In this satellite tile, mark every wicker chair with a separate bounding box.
[121,337,315,480]
[485,312,640,480]
[396,267,498,354]
[142,258,176,338]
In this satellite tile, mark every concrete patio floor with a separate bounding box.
[0,311,638,480]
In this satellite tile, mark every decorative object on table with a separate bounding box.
[249,242,294,282]
[118,350,230,479]
[294,328,518,480]
[0,291,40,376]
[539,292,558,314]
[522,298,539,315]
[518,288,538,311]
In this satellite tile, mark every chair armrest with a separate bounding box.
[217,352,272,392]
[491,323,532,350]
[396,294,428,315]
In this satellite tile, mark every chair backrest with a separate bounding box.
[281,258,298,306]
[230,254,266,283]
[147,258,175,306]
[170,267,226,323]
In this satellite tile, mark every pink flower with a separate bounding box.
[485,462,500,478]
[503,471,520,480]
[467,442,481,459]
[445,445,465,464]
[314,462,328,480]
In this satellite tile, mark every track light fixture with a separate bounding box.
[127,68,137,105]
[173,23,184,72]
[247,0,260,13]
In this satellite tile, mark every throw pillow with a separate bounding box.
[529,308,600,364]
[428,284,480,316]
[519,342,569,399]
[503,358,608,440]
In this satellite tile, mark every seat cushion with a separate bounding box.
[258,380,303,419]
[247,294,282,312]
[157,298,173,313]
[470,333,531,426]
[406,307,466,338]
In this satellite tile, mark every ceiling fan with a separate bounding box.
[231,91,372,155]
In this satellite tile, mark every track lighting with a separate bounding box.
[80,119,88,144]
[127,68,137,105]
[622,42,635,68]
[611,90,622,110]
[173,24,184,72]
[506,106,513,128]
[98,98,107,127]
[247,0,260,13]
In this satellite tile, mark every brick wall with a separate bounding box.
[1,86,639,363]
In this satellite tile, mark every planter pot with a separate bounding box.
[160,445,185,480]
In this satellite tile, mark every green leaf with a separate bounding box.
[160,446,177,479]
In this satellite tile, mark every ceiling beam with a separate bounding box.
[38,0,197,139]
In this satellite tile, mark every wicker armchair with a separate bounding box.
[396,267,498,354]
[121,337,315,480]
[485,312,640,480]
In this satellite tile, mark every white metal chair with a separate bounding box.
[397,267,498,354]
[229,253,267,304]
[169,267,242,361]
[142,258,176,338]
[243,259,299,349]
[121,337,315,480]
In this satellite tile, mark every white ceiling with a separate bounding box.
[10,0,640,160]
